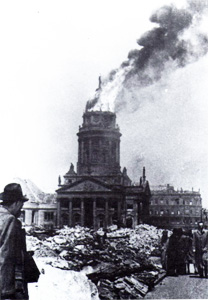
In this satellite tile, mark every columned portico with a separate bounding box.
[57,188,127,230]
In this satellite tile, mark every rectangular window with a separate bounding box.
[44,212,54,221]
[171,211,174,215]
[175,199,179,205]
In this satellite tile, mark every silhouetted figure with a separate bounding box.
[193,222,208,278]
[0,184,30,299]
[166,228,182,276]
[177,228,187,275]
[184,229,194,274]
[160,230,169,270]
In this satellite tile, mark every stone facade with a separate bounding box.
[56,111,151,230]
[21,201,57,229]
[148,184,202,229]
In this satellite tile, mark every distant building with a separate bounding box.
[22,199,57,229]
[56,111,151,230]
[148,184,202,229]
[13,178,57,229]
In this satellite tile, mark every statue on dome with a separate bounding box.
[70,163,74,172]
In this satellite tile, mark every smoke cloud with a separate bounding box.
[86,0,208,112]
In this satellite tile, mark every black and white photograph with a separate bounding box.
[0,0,208,299]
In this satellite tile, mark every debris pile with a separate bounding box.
[26,224,166,299]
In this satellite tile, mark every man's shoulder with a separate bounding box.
[0,206,17,226]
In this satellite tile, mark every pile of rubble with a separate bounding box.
[26,224,166,299]
[96,272,158,299]
[27,226,96,269]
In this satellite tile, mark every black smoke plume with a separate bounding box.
[86,1,208,111]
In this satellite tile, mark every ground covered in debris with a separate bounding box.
[26,224,166,299]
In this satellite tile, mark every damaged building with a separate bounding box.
[56,111,151,229]
[149,184,202,229]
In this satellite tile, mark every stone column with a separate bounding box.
[81,198,84,226]
[25,210,32,225]
[117,199,121,227]
[138,202,143,224]
[116,141,120,164]
[93,198,97,230]
[99,139,102,161]
[78,139,81,162]
[81,141,84,163]
[69,199,72,227]
[105,198,109,228]
[57,199,61,228]
[109,140,112,163]
[38,210,45,227]
[134,201,138,228]
[89,139,92,162]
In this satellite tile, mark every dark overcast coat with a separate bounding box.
[0,206,28,298]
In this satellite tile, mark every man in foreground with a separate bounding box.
[0,183,29,299]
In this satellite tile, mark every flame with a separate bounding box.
[87,63,133,112]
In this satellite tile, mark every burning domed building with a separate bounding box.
[56,109,151,229]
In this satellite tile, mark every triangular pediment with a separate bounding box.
[57,178,113,193]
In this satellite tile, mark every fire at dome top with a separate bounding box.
[85,62,132,113]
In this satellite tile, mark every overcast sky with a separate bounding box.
[0,0,208,208]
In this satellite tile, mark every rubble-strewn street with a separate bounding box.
[26,224,166,299]
[144,274,208,299]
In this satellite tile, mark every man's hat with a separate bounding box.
[0,183,29,204]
